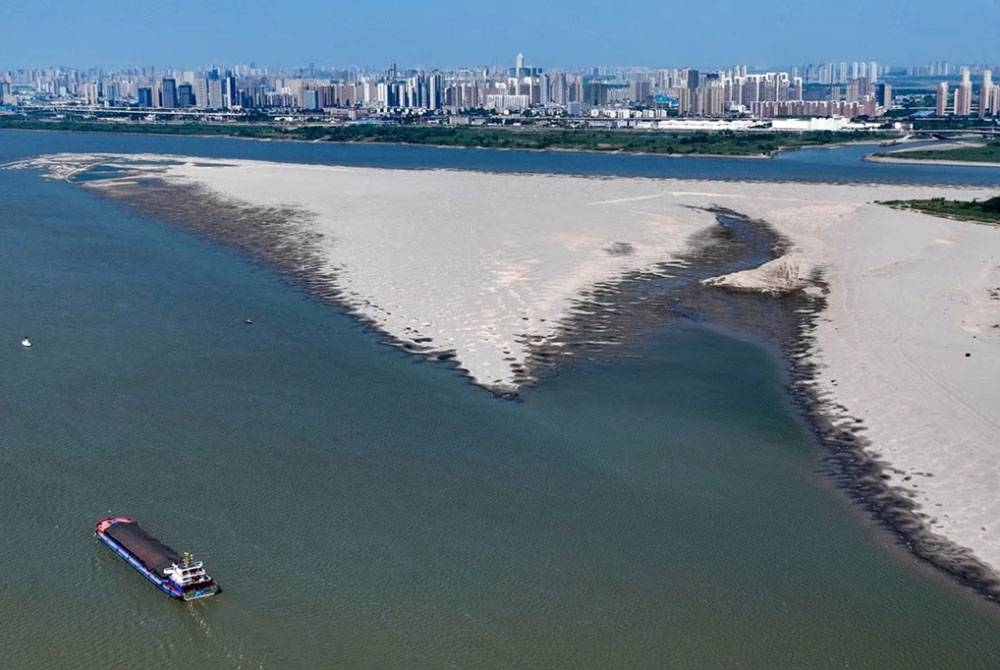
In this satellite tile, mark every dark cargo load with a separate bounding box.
[105,521,181,577]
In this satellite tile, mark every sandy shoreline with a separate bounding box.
[865,140,1000,169]
[8,152,1000,600]
[0,124,891,160]
[866,154,1000,169]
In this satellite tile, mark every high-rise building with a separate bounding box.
[137,86,153,107]
[197,70,226,109]
[301,89,319,110]
[549,72,565,105]
[979,70,993,117]
[427,73,443,110]
[82,82,99,105]
[875,83,892,109]
[178,83,194,107]
[930,60,951,77]
[207,76,224,108]
[160,77,177,108]
[936,81,949,116]
[846,79,860,103]
[222,75,238,109]
[955,68,972,116]
[869,61,878,83]
[192,77,208,108]
[537,73,551,105]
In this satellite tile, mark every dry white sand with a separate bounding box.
[894,141,988,152]
[692,186,1000,579]
[24,154,728,390]
[867,155,1000,169]
[164,159,722,390]
[804,204,1000,573]
[11,152,1000,581]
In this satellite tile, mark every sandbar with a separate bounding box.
[10,152,1000,594]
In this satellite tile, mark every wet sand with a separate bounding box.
[8,152,1000,602]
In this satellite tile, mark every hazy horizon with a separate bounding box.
[1,0,996,70]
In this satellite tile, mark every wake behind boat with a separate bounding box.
[95,516,221,601]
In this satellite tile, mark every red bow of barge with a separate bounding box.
[95,516,221,601]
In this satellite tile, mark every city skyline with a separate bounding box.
[8,55,1000,123]
[1,0,997,69]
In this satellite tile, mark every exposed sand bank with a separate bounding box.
[9,152,1000,593]
[894,140,988,152]
[866,155,1000,169]
[866,141,1000,168]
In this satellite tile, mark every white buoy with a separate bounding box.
[21,337,31,348]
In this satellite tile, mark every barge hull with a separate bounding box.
[98,532,185,598]
[95,516,220,600]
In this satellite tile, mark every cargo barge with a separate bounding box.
[95,516,221,600]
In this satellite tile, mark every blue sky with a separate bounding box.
[0,0,995,69]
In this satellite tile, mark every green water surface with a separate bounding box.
[0,134,998,669]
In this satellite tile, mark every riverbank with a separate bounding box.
[8,152,1000,603]
[867,154,1000,169]
[705,185,1000,601]
[0,117,901,157]
[879,195,1000,224]
[868,140,1000,168]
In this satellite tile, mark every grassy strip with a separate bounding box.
[873,141,1000,163]
[879,195,1000,224]
[0,116,900,156]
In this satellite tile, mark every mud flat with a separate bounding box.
[9,152,1000,600]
